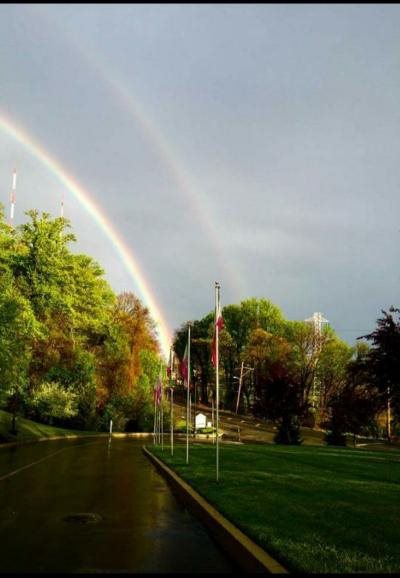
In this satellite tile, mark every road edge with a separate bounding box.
[0,432,153,450]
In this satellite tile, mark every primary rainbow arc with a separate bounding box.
[0,113,171,358]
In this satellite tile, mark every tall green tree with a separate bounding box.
[0,207,41,431]
[360,307,400,433]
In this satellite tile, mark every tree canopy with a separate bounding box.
[0,208,162,433]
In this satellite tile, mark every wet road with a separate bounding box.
[0,437,234,573]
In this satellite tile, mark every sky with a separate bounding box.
[1,3,399,355]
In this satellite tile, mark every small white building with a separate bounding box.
[195,413,207,430]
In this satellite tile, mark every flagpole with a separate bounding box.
[153,390,156,445]
[161,379,164,451]
[170,347,174,456]
[171,386,174,456]
[157,396,159,444]
[215,281,220,482]
[159,399,161,444]
[186,323,191,464]
[212,397,215,445]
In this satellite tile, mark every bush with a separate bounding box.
[274,415,303,445]
[28,381,78,425]
[325,429,347,446]
[174,419,193,433]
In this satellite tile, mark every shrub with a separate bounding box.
[29,381,78,425]
[325,429,347,446]
[274,415,303,445]
[174,419,193,433]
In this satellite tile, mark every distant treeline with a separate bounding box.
[173,299,400,445]
[1,207,399,445]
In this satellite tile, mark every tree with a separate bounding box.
[325,385,379,447]
[243,328,302,443]
[0,207,167,433]
[11,212,115,400]
[285,321,323,419]
[325,342,380,446]
[316,335,353,418]
[112,292,159,390]
[0,275,41,433]
[360,307,400,428]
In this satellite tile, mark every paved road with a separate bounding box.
[0,437,234,573]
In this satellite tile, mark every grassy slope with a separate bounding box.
[0,410,96,443]
[151,442,400,573]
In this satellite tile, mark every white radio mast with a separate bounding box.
[60,194,64,218]
[305,312,329,347]
[9,169,17,227]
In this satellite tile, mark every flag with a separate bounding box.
[167,349,174,378]
[211,301,224,367]
[180,342,189,386]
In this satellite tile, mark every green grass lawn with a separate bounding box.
[150,442,400,573]
[0,410,97,444]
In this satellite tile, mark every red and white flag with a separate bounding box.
[211,300,224,367]
[167,349,174,378]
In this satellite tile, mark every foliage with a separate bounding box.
[101,348,167,432]
[1,206,395,439]
[360,307,400,423]
[0,409,94,443]
[174,418,194,433]
[0,275,41,402]
[274,415,303,445]
[0,208,163,432]
[325,342,381,445]
[28,381,78,425]
[174,298,367,435]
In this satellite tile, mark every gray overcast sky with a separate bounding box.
[1,3,399,349]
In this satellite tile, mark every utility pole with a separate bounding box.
[387,386,391,441]
[186,322,191,464]
[215,282,220,482]
[234,361,254,414]
[169,347,174,456]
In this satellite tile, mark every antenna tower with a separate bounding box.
[305,312,329,409]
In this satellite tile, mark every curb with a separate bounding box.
[142,446,288,574]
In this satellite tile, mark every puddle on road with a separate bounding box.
[62,513,103,524]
